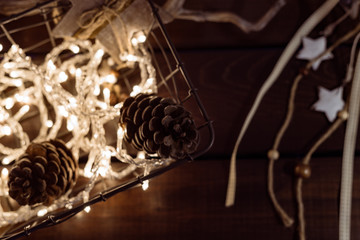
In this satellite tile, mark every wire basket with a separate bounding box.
[0,0,214,239]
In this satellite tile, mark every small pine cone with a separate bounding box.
[8,139,78,206]
[120,93,199,159]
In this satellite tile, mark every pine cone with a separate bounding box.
[8,139,78,206]
[119,93,199,159]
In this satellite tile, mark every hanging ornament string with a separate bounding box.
[267,22,360,229]
[295,108,348,240]
[225,0,339,208]
[295,31,360,240]
[338,51,360,240]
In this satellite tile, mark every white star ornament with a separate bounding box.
[312,86,344,122]
[297,37,333,70]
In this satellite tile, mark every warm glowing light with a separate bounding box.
[126,54,137,62]
[84,206,91,213]
[131,38,138,46]
[10,45,19,52]
[93,85,100,96]
[67,120,74,131]
[137,151,145,159]
[69,66,76,75]
[98,166,107,177]
[1,168,8,178]
[69,97,77,107]
[58,106,68,117]
[0,44,3,52]
[45,84,53,92]
[37,209,48,217]
[67,115,78,131]
[3,62,15,69]
[69,44,80,54]
[104,74,117,84]
[142,180,149,191]
[19,105,30,115]
[2,125,11,136]
[13,79,22,87]
[117,127,124,138]
[130,85,141,97]
[47,60,56,71]
[103,88,110,102]
[5,98,14,110]
[2,157,10,165]
[75,68,82,78]
[94,49,104,59]
[9,71,20,78]
[59,71,68,82]
[46,120,53,128]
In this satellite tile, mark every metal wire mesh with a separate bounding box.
[0,0,214,238]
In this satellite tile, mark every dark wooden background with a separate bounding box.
[5,0,360,239]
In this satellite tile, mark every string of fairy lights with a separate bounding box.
[0,31,171,226]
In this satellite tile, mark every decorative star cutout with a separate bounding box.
[296,36,333,70]
[312,86,344,122]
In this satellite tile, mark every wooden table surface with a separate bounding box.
[21,156,360,240]
[3,0,360,239]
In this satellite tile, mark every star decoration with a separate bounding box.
[296,36,333,70]
[312,86,345,122]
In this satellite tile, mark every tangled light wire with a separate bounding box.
[0,35,170,226]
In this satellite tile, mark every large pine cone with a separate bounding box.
[119,93,199,159]
[8,139,78,206]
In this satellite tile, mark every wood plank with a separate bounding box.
[16,157,360,240]
[179,46,352,156]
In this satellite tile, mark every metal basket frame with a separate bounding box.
[0,0,214,239]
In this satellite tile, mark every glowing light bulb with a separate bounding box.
[84,206,91,213]
[2,125,11,136]
[142,180,149,191]
[37,209,48,217]
[98,166,107,177]
[19,105,30,115]
[146,78,154,85]
[1,168,8,178]
[67,115,78,131]
[58,106,68,117]
[3,62,15,69]
[130,85,141,97]
[131,38,138,46]
[67,120,74,131]
[13,79,22,87]
[10,45,18,52]
[93,85,100,96]
[47,60,56,72]
[45,84,53,92]
[69,97,77,107]
[103,88,110,102]
[9,71,20,78]
[0,44,3,52]
[69,66,76,75]
[126,54,137,62]
[70,44,80,54]
[94,49,104,59]
[84,166,93,178]
[75,68,82,78]
[46,120,53,128]
[2,157,10,165]
[117,127,124,139]
[137,151,145,159]
[58,71,68,83]
[5,98,14,110]
[104,74,117,84]
[137,34,146,43]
